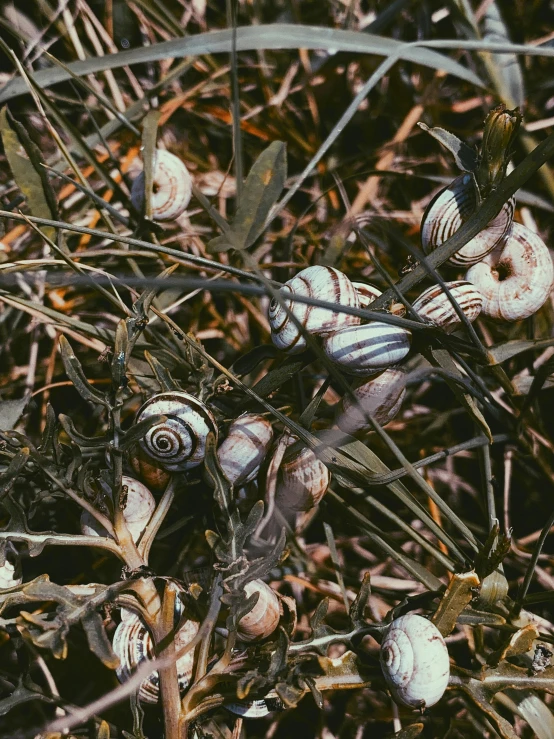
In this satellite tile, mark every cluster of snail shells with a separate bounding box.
[421,173,554,321]
[80,476,155,544]
[379,613,450,709]
[130,149,193,221]
[112,606,199,704]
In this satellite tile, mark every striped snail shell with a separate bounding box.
[112,610,199,704]
[322,322,411,377]
[380,614,450,709]
[336,368,406,434]
[226,694,283,718]
[80,476,155,544]
[275,436,330,512]
[136,392,218,471]
[474,570,509,608]
[421,173,515,266]
[412,280,483,333]
[128,444,171,494]
[353,282,382,308]
[466,223,554,321]
[268,266,360,353]
[237,579,281,642]
[0,543,22,590]
[217,413,273,486]
[130,149,193,221]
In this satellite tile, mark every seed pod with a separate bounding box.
[136,392,218,471]
[322,322,411,376]
[336,368,406,433]
[466,223,554,321]
[217,413,273,485]
[421,173,515,266]
[412,280,483,333]
[268,266,360,353]
[275,437,330,512]
[80,476,156,544]
[130,149,193,221]
[112,611,199,704]
[380,613,450,709]
[237,580,281,642]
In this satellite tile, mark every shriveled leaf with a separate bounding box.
[208,141,287,252]
[388,725,424,739]
[0,397,28,431]
[418,122,478,172]
[97,720,111,739]
[0,448,29,500]
[488,337,554,364]
[0,107,56,241]
[58,336,109,407]
[432,570,480,636]
[82,611,120,669]
[0,679,53,717]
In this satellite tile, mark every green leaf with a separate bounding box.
[0,107,57,241]
[0,26,488,104]
[418,122,478,172]
[208,141,287,252]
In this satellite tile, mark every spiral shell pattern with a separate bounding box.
[380,614,449,709]
[466,223,554,321]
[217,413,273,486]
[336,368,406,433]
[112,611,199,704]
[136,392,217,471]
[323,322,411,376]
[421,174,515,266]
[268,266,360,353]
[412,280,483,333]
[130,149,193,221]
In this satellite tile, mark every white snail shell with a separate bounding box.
[353,282,382,308]
[112,611,199,704]
[412,280,483,333]
[275,436,330,512]
[322,322,411,376]
[237,580,281,642]
[465,223,554,321]
[421,173,515,266]
[380,614,450,709]
[80,476,155,544]
[217,413,273,486]
[268,266,361,353]
[136,392,218,471]
[0,543,22,589]
[130,149,193,221]
[336,368,406,434]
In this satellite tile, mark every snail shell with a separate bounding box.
[380,613,450,709]
[226,692,283,718]
[336,368,406,434]
[353,282,382,308]
[268,266,360,353]
[275,437,330,512]
[217,413,273,486]
[0,543,22,589]
[474,570,509,608]
[421,173,515,266]
[130,149,193,221]
[136,392,218,471]
[465,223,554,321]
[112,611,199,704]
[80,476,156,544]
[128,444,171,493]
[237,579,281,642]
[412,280,483,333]
[322,322,411,376]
